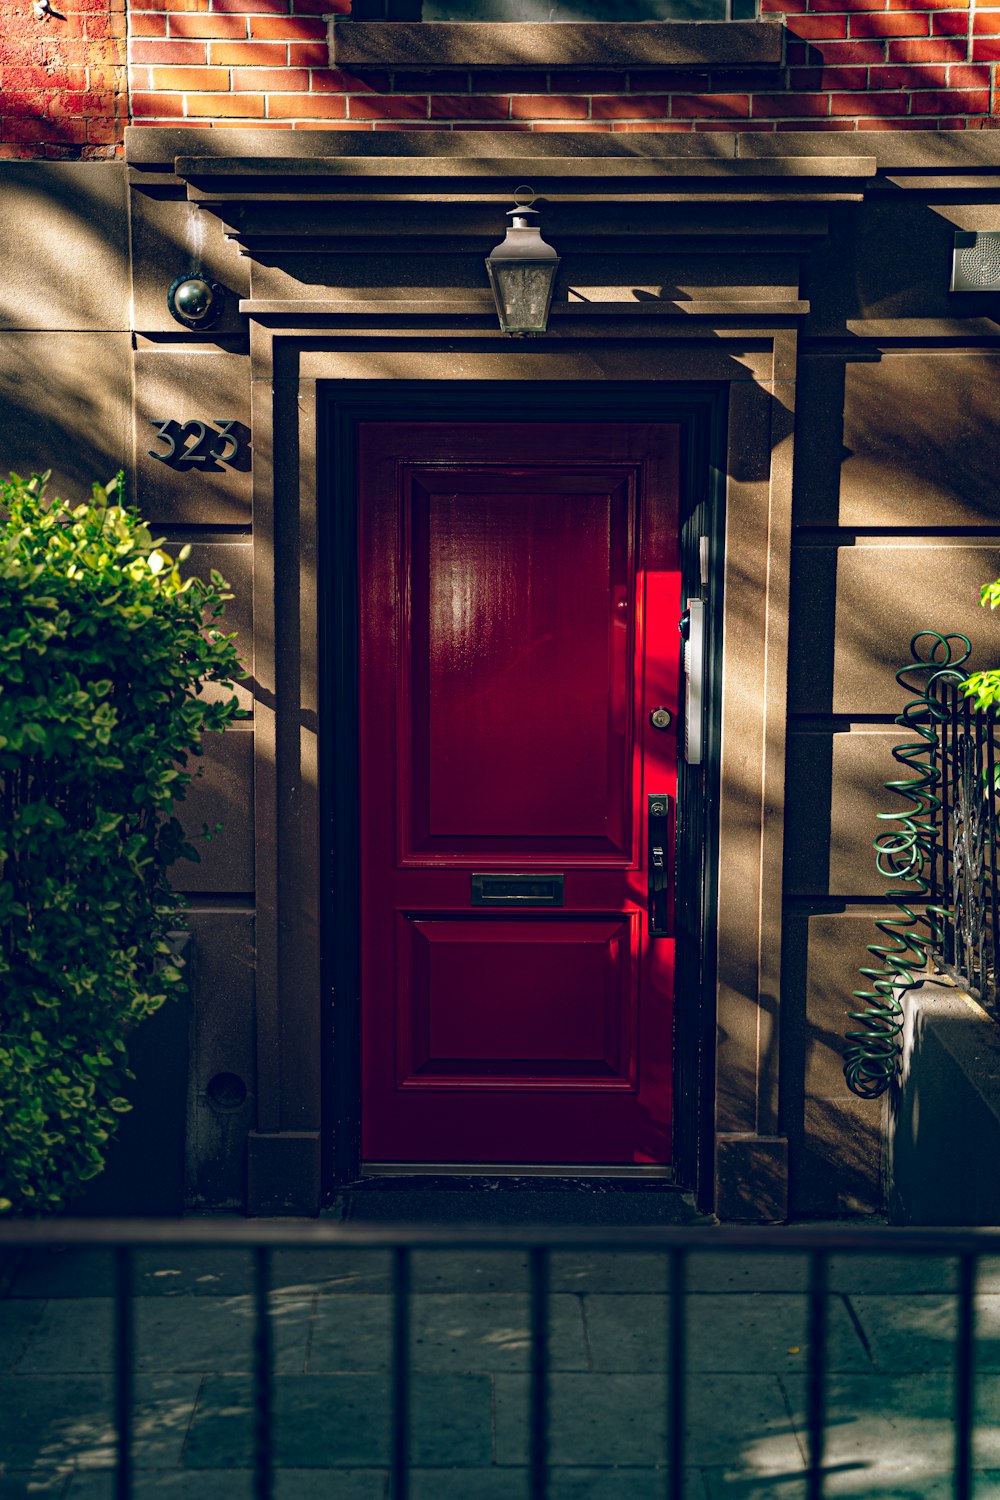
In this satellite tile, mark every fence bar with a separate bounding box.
[954,1253,976,1500]
[114,1247,133,1500]
[976,703,987,995]
[987,710,998,1013]
[941,682,953,962]
[530,1246,549,1500]
[970,701,980,991]
[930,677,940,911]
[9,1221,1000,1254]
[958,690,967,969]
[952,682,961,964]
[951,682,961,965]
[928,687,1000,1004]
[668,1249,687,1500]
[253,1248,273,1500]
[806,1252,828,1500]
[966,693,982,992]
[392,1246,411,1500]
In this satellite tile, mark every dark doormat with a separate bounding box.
[333,1177,710,1226]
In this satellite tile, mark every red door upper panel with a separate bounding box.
[403,468,635,862]
[359,421,681,1167]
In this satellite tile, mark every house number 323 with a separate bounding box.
[148,418,245,468]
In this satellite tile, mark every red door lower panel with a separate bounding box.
[359,421,681,1167]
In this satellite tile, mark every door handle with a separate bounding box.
[648,793,674,938]
[680,597,705,767]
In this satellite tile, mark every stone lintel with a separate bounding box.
[127,126,1000,174]
[329,19,784,71]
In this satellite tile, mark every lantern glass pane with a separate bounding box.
[492,261,554,333]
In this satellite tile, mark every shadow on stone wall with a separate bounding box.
[0,158,261,1212]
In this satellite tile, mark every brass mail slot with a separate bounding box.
[471,873,564,907]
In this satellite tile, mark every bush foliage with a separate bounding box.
[0,473,243,1214]
[962,577,1000,709]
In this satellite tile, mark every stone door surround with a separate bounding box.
[128,127,879,1218]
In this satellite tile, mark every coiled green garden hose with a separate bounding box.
[843,630,972,1100]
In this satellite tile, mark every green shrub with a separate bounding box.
[0,472,243,1214]
[962,577,1000,709]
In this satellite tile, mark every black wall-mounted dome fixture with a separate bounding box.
[166,273,226,330]
[485,188,560,336]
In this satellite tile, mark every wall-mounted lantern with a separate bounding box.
[485,188,560,336]
[167,273,226,330]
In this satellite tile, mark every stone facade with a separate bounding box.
[2,4,1000,1219]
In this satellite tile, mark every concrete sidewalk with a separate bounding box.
[2,1239,1000,1499]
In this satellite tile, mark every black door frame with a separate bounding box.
[317,380,727,1210]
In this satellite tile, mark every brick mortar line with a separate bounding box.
[129,78,994,95]
[125,114,986,128]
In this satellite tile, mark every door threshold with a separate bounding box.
[362,1162,675,1181]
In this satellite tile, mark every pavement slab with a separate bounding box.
[689,1251,997,1297]
[63,1471,389,1499]
[849,1293,1000,1372]
[409,1250,530,1294]
[701,1469,1000,1498]
[828,1257,959,1297]
[5,1249,396,1301]
[0,1302,45,1374]
[548,1472,710,1500]
[0,1476,71,1499]
[58,1469,712,1500]
[495,1371,804,1473]
[549,1251,681,1295]
[0,1375,201,1470]
[782,1371,1000,1473]
[308,1290,588,1372]
[583,1292,870,1374]
[972,1259,1000,1295]
[13,1296,314,1375]
[410,1249,677,1295]
[412,1466,711,1498]
[183,1372,493,1468]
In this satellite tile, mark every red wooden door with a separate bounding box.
[358,421,681,1167]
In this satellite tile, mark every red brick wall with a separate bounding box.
[1,0,126,159]
[2,0,998,156]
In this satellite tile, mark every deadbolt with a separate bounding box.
[649,707,672,731]
[648,793,673,936]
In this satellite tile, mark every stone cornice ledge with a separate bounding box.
[328,20,785,71]
[171,152,877,205]
[238,298,810,318]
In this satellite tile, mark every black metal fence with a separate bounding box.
[928,681,1000,1013]
[1,1219,999,1500]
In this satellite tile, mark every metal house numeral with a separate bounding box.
[148,418,245,468]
